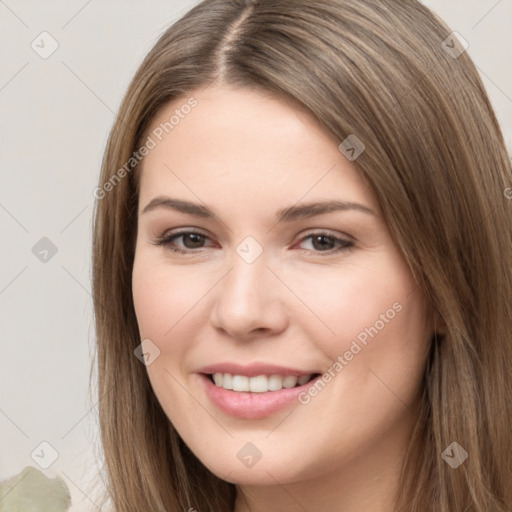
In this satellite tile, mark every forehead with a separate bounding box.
[138,85,377,214]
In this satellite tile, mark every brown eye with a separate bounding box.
[297,233,354,254]
[153,230,214,253]
[180,233,207,249]
[311,235,336,251]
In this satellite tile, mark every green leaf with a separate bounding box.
[0,466,71,512]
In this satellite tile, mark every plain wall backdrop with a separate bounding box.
[1,0,511,510]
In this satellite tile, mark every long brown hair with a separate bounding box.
[91,1,512,510]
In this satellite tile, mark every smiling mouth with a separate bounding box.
[206,372,321,393]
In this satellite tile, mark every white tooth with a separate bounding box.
[249,375,269,393]
[268,375,284,391]
[297,375,311,386]
[223,373,233,390]
[232,375,250,392]
[282,376,298,389]
[222,374,308,392]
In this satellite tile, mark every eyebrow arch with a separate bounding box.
[141,196,375,221]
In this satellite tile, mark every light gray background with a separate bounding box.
[1,1,511,510]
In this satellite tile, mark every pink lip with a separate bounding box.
[197,372,321,420]
[197,362,317,377]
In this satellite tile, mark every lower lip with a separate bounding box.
[199,374,320,419]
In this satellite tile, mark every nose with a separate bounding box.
[210,251,289,341]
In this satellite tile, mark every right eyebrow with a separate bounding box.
[141,197,212,217]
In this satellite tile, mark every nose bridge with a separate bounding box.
[211,241,287,337]
[223,249,269,311]
[223,234,270,300]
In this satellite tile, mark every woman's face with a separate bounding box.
[132,84,433,502]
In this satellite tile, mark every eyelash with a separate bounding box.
[152,229,354,256]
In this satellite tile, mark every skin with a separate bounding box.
[132,84,434,512]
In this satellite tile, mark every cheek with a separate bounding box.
[131,254,204,424]
[285,253,423,356]
[288,251,431,413]
[131,253,209,342]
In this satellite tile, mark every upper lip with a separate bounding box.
[197,362,319,378]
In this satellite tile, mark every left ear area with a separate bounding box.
[431,308,448,339]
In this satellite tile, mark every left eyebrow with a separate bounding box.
[275,200,375,223]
